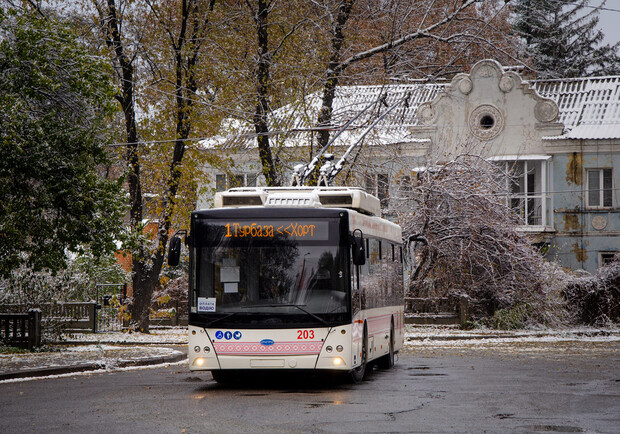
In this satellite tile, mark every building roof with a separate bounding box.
[205,83,441,150]
[326,75,620,141]
[532,76,620,140]
[208,68,620,149]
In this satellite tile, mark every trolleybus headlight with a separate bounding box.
[336,345,343,352]
[194,346,201,353]
[204,346,210,353]
[333,357,344,366]
[326,346,333,353]
[195,358,205,367]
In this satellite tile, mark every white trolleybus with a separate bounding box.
[172,187,404,383]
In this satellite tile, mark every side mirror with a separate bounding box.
[351,229,366,266]
[168,236,182,266]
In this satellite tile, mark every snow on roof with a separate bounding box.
[322,83,446,128]
[533,76,620,140]
[206,72,620,150]
[204,83,443,150]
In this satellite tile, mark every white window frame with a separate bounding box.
[586,168,613,209]
[215,173,258,191]
[490,156,552,229]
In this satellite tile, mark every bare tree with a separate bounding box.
[395,154,566,325]
[210,1,519,187]
[215,0,311,187]
[311,0,517,155]
[251,0,517,184]
[93,0,217,332]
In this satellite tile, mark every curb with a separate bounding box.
[0,352,187,381]
[405,330,620,341]
[56,341,188,346]
[407,335,512,341]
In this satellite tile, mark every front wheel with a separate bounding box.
[211,370,235,384]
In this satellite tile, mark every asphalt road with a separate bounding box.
[1,345,618,433]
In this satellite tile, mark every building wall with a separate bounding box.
[413,60,563,159]
[548,149,620,270]
[405,60,620,272]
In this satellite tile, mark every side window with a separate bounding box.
[215,174,227,192]
[369,239,381,272]
[357,239,371,310]
[377,174,389,208]
[587,169,613,208]
[599,252,617,267]
[215,173,259,191]
[357,239,404,310]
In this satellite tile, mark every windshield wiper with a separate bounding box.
[203,312,240,328]
[261,304,331,327]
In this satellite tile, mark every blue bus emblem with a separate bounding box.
[224,331,233,340]
[215,331,223,340]
[233,331,242,340]
[260,339,275,346]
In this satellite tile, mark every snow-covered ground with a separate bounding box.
[404,324,620,341]
[402,325,620,358]
[60,324,620,346]
[1,327,189,383]
[61,327,189,344]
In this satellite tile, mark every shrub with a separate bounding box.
[563,254,620,326]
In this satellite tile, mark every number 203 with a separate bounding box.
[297,330,314,339]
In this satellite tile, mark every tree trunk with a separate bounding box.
[253,0,279,186]
[305,0,354,185]
[101,0,213,332]
[103,0,142,229]
[316,0,354,150]
[102,0,150,330]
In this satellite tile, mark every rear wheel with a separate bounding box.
[349,325,367,383]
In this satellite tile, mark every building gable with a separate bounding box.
[413,59,563,157]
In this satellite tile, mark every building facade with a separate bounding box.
[200,60,620,273]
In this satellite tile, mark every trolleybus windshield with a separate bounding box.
[191,217,349,327]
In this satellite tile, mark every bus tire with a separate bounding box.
[349,324,367,383]
[211,370,234,384]
[378,319,394,369]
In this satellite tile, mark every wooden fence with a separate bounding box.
[0,310,42,350]
[0,302,98,333]
[49,302,98,333]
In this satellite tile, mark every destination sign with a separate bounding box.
[211,220,330,240]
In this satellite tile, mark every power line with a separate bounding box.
[104,125,356,147]
[565,1,620,13]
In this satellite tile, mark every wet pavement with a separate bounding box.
[1,326,618,382]
[1,344,618,433]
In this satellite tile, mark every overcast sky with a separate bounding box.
[591,0,620,45]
